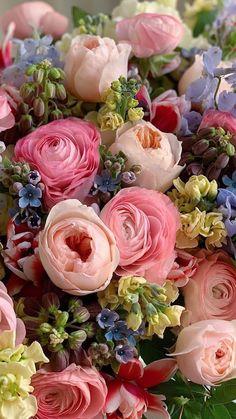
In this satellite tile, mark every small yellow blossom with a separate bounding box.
[172,175,217,206]
[128,107,144,122]
[98,280,120,310]
[0,330,48,419]
[127,304,143,331]
[98,108,124,131]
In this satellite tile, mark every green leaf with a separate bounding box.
[72,6,89,27]
[203,404,232,419]
[150,380,207,400]
[193,9,218,37]
[183,401,203,419]
[139,330,176,364]
[138,58,150,79]
[210,379,236,404]
[225,403,236,418]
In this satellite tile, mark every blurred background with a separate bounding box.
[0,0,186,16]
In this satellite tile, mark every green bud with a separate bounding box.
[111,80,122,92]
[81,322,96,338]
[20,83,35,102]
[128,98,139,108]
[50,109,63,121]
[39,322,53,334]
[25,64,37,76]
[68,298,83,312]
[73,306,90,323]
[55,84,67,101]
[55,311,69,328]
[33,97,45,117]
[68,330,87,350]
[18,102,29,114]
[33,68,44,84]
[45,82,56,99]
[48,67,62,80]
[226,142,235,157]
[19,115,33,133]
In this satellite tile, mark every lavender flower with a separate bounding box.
[115,344,136,363]
[94,170,121,193]
[96,309,119,329]
[18,184,42,208]
[105,320,131,341]
[218,91,236,117]
[27,170,41,185]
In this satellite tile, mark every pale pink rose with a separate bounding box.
[172,319,236,385]
[100,187,180,284]
[178,55,232,96]
[199,109,236,144]
[151,90,190,133]
[116,13,184,58]
[64,35,131,102]
[0,87,15,132]
[39,199,119,296]
[109,121,183,192]
[32,364,107,419]
[0,1,68,39]
[0,281,25,344]
[14,118,101,208]
[182,249,236,322]
[2,221,45,287]
[168,250,198,287]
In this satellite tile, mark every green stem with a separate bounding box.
[179,406,184,419]
[214,77,221,109]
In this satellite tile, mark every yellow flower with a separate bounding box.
[127,303,143,331]
[184,0,219,28]
[146,312,172,338]
[118,276,146,299]
[204,212,227,249]
[177,208,206,248]
[173,175,217,205]
[163,305,184,326]
[98,280,120,310]
[0,331,48,419]
[162,280,179,304]
[128,107,144,122]
[98,108,124,131]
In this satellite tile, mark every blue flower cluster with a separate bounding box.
[1,35,62,88]
[217,174,236,257]
[96,309,138,363]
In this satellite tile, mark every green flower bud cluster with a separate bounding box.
[97,76,144,131]
[17,60,83,134]
[180,127,236,181]
[21,294,96,356]
[99,145,128,179]
[76,13,109,36]
[0,158,31,194]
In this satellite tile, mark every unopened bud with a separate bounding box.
[13,182,23,192]
[73,306,90,323]
[50,110,63,121]
[55,311,69,328]
[68,298,83,312]
[56,84,67,101]
[39,322,52,333]
[226,143,235,157]
[186,162,203,176]
[42,292,60,311]
[202,147,218,161]
[206,163,221,181]
[33,68,44,84]
[192,139,209,156]
[45,82,56,99]
[68,330,87,350]
[19,115,33,133]
[48,67,62,80]
[20,83,35,103]
[33,97,45,117]
[25,64,37,76]
[81,322,96,338]
[215,153,229,169]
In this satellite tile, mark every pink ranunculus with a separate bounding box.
[0,281,25,344]
[32,364,107,419]
[172,319,236,385]
[151,90,190,133]
[38,199,119,296]
[109,121,183,192]
[199,109,236,144]
[64,35,131,102]
[178,55,233,96]
[0,22,15,70]
[116,13,184,58]
[0,1,68,39]
[168,249,198,287]
[2,221,45,287]
[105,358,176,419]
[182,249,236,322]
[0,87,16,132]
[100,187,180,284]
[14,118,101,208]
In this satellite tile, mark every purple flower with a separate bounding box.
[28,170,41,185]
[180,111,202,135]
[222,171,236,193]
[27,212,41,229]
[186,77,218,108]
[18,184,42,208]
[203,47,222,77]
[96,309,119,329]
[115,344,136,363]
[217,189,236,238]
[105,320,131,341]
[218,91,236,117]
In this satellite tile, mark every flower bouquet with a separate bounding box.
[0,0,236,417]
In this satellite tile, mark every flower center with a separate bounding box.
[135,126,161,149]
[216,348,225,358]
[66,234,92,262]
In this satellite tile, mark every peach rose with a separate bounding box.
[182,250,236,322]
[109,121,183,192]
[64,35,131,102]
[0,1,68,39]
[39,199,119,296]
[32,364,107,419]
[178,55,232,96]
[14,118,101,208]
[116,13,184,58]
[172,319,236,385]
[100,187,180,284]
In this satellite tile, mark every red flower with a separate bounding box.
[104,358,177,419]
